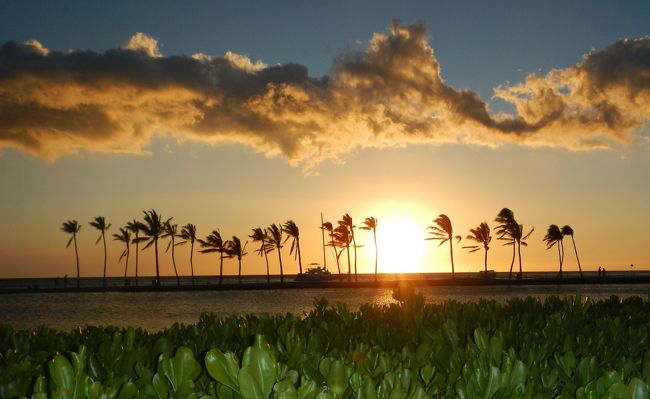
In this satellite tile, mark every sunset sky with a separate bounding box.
[0,1,649,279]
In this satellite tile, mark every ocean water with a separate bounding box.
[1,283,649,332]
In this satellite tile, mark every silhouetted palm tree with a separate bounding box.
[227,236,248,284]
[360,217,378,281]
[250,227,273,283]
[332,223,353,282]
[463,222,492,275]
[283,220,303,275]
[163,220,181,286]
[138,209,166,286]
[426,214,461,279]
[561,225,583,278]
[177,223,198,286]
[321,221,342,274]
[199,230,230,285]
[543,224,564,277]
[126,220,142,287]
[61,220,82,288]
[112,227,131,286]
[495,208,534,279]
[89,216,111,288]
[339,214,359,281]
[267,224,285,283]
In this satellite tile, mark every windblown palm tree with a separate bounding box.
[227,236,248,284]
[199,229,230,285]
[137,209,166,286]
[426,214,461,279]
[495,208,534,279]
[360,217,378,281]
[163,220,181,286]
[250,227,273,283]
[283,220,303,275]
[339,214,359,281]
[61,220,82,288]
[89,216,111,288]
[561,225,583,278]
[463,222,492,275]
[126,220,142,287]
[267,224,285,283]
[177,223,198,286]
[321,221,342,274]
[543,224,565,277]
[332,223,353,282]
[112,227,131,286]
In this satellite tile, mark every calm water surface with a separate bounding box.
[1,284,649,332]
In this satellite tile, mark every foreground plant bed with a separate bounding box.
[1,294,650,398]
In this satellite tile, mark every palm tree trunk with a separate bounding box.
[517,240,523,278]
[346,245,351,282]
[373,230,378,281]
[321,213,327,271]
[171,243,180,286]
[73,233,80,289]
[571,236,583,278]
[449,239,455,279]
[102,232,107,288]
[134,238,139,287]
[557,244,563,278]
[277,248,284,283]
[297,240,303,275]
[262,238,270,284]
[508,245,515,280]
[154,239,160,286]
[219,251,224,285]
[334,248,342,275]
[484,247,488,276]
[238,258,242,284]
[190,241,195,286]
[124,247,129,286]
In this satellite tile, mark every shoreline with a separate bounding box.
[2,274,649,295]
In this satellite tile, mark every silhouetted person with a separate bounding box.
[598,267,602,278]
[602,268,606,278]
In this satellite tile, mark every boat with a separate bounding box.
[295,265,332,282]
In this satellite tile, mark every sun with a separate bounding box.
[375,215,429,274]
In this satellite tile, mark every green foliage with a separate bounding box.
[2,294,650,398]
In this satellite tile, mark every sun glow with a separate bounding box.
[375,215,428,274]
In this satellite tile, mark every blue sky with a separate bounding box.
[0,1,648,278]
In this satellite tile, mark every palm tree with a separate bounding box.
[426,214,461,279]
[89,216,111,288]
[227,236,248,284]
[250,227,273,283]
[321,221,341,274]
[61,220,82,288]
[138,209,165,286]
[199,229,230,285]
[177,223,198,286]
[561,225,583,278]
[283,220,303,275]
[163,220,181,286]
[126,220,142,287]
[495,208,534,280]
[332,223,352,282]
[112,227,131,286]
[339,214,359,281]
[463,222,492,276]
[543,224,565,277]
[267,224,285,283]
[360,217,378,281]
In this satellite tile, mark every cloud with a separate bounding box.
[0,24,649,172]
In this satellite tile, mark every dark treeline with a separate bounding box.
[60,207,583,288]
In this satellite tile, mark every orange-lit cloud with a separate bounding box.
[1,22,649,171]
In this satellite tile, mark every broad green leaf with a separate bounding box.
[205,349,240,392]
